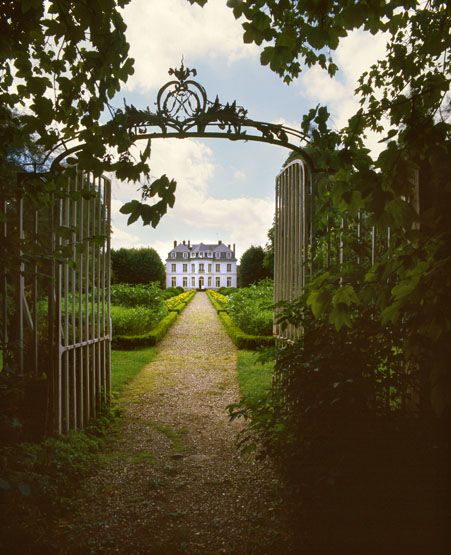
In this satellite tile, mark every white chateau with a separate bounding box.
[166,240,237,290]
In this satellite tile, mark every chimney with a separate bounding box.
[173,240,177,248]
[228,244,231,250]
[218,240,222,245]
[188,240,191,248]
[183,240,186,245]
[233,243,236,255]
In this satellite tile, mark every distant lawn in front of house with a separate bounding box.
[111,347,157,397]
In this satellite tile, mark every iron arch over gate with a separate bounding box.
[48,63,313,171]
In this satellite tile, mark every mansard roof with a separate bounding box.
[166,241,236,261]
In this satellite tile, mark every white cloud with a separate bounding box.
[122,0,257,92]
[298,28,389,149]
[111,224,148,249]
[110,138,273,261]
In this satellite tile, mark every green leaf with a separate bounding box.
[119,200,141,215]
[332,285,359,308]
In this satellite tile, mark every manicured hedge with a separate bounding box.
[165,290,196,313]
[206,289,273,349]
[113,290,196,349]
[218,312,274,350]
[206,290,228,312]
[112,312,178,349]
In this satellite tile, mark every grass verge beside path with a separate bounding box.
[236,350,273,403]
[111,347,157,396]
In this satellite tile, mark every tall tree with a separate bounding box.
[262,222,274,278]
[111,247,165,286]
[239,245,272,287]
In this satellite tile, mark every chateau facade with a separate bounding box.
[166,240,237,290]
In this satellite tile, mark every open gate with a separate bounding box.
[1,168,111,435]
[273,159,313,341]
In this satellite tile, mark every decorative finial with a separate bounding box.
[168,58,197,83]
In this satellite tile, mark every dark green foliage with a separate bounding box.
[0,408,119,553]
[0,0,151,182]
[262,223,274,278]
[217,287,238,296]
[112,290,196,348]
[228,280,273,336]
[119,174,177,227]
[111,248,165,286]
[110,283,168,336]
[239,245,272,287]
[161,286,184,300]
[111,282,165,307]
[229,300,407,462]
[111,305,168,336]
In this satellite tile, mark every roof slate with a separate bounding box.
[166,242,236,261]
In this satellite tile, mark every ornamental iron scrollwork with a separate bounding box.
[48,62,311,169]
[121,63,309,155]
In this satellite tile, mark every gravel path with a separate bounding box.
[60,292,293,554]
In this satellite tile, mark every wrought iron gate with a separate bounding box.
[273,159,313,341]
[1,168,111,435]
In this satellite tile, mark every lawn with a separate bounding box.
[236,350,273,403]
[111,347,157,397]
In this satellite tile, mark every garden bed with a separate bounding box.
[112,287,196,350]
[206,287,274,349]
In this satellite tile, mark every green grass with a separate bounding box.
[111,346,157,396]
[236,350,274,403]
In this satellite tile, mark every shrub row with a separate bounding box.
[111,282,164,308]
[112,291,196,349]
[111,305,168,336]
[217,287,238,296]
[206,289,228,312]
[206,290,274,349]
[112,312,178,349]
[161,286,184,300]
[165,290,196,313]
[227,280,274,336]
[217,311,274,350]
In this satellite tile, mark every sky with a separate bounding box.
[110,0,388,263]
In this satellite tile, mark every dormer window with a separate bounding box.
[171,252,176,259]
[214,252,220,258]
[206,251,211,258]
[183,252,188,259]
[226,252,231,259]
[191,252,195,258]
[199,252,203,258]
